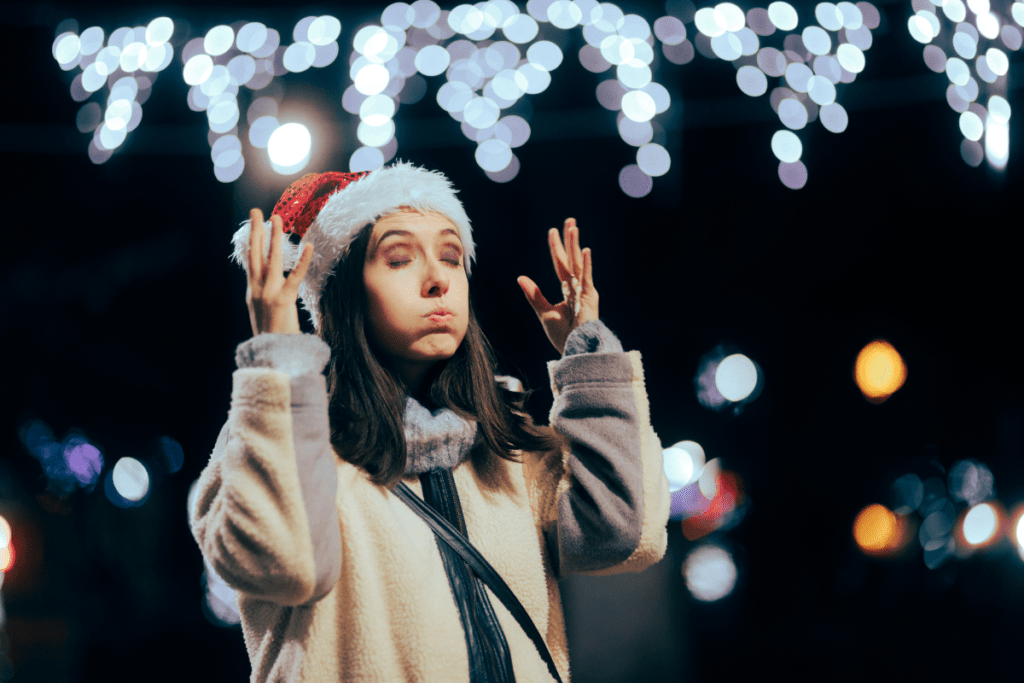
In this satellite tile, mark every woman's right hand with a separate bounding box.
[245,208,314,336]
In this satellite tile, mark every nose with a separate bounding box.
[422,259,449,298]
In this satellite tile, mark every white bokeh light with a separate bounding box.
[684,544,738,602]
[184,54,214,86]
[816,2,844,31]
[637,143,670,176]
[249,116,279,148]
[113,457,150,502]
[785,62,813,93]
[548,0,583,29]
[959,110,984,140]
[908,14,935,44]
[54,34,81,67]
[205,25,235,56]
[360,94,396,126]
[355,63,391,95]
[986,48,1009,76]
[988,96,1011,124]
[737,66,768,97]
[415,44,451,76]
[779,98,808,129]
[504,13,539,43]
[621,90,656,122]
[820,102,849,132]
[284,42,316,72]
[836,43,865,73]
[962,503,998,545]
[985,114,1009,169]
[358,119,396,147]
[663,440,706,491]
[711,32,743,60]
[771,129,802,161]
[715,354,758,402]
[105,99,132,130]
[146,17,174,45]
[768,2,799,31]
[98,122,127,149]
[944,0,967,23]
[802,26,831,55]
[475,138,513,172]
[237,22,268,53]
[268,123,312,173]
[308,16,342,46]
[528,40,563,70]
[977,12,999,40]
[351,145,386,172]
[946,57,970,86]
[807,75,837,105]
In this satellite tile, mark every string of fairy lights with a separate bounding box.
[907,0,1019,168]
[51,2,1021,193]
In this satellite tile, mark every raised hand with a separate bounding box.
[517,218,599,355]
[245,208,314,336]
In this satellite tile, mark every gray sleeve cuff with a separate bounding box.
[562,319,624,357]
[235,333,332,378]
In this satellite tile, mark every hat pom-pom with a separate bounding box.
[230,218,303,274]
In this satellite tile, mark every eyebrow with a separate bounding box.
[373,228,461,255]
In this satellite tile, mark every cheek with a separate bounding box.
[367,276,419,333]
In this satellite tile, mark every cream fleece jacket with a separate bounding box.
[189,321,670,682]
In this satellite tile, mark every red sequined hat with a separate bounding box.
[270,171,370,238]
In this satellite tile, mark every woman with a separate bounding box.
[189,162,669,683]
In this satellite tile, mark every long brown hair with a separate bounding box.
[317,214,563,489]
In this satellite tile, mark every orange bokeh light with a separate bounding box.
[853,504,909,556]
[854,340,907,404]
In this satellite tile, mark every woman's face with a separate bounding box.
[363,208,469,391]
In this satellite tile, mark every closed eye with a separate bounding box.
[388,258,462,268]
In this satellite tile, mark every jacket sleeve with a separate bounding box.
[189,333,341,606]
[523,320,670,579]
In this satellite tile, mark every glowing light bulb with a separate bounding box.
[853,504,896,553]
[962,503,998,545]
[113,457,150,502]
[683,544,737,601]
[714,354,758,402]
[854,340,907,403]
[267,123,312,174]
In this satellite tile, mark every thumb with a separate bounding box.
[518,276,553,316]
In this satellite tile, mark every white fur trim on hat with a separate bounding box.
[230,160,476,333]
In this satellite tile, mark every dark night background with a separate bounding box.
[1,0,1021,681]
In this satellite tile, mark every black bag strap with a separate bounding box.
[393,481,563,683]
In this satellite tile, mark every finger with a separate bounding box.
[566,220,583,275]
[249,208,264,282]
[283,244,314,296]
[517,276,554,316]
[268,214,284,284]
[583,247,594,291]
[548,228,571,282]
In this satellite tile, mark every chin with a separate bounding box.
[404,333,455,358]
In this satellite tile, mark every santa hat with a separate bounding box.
[230,160,476,333]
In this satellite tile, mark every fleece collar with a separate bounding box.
[402,395,481,474]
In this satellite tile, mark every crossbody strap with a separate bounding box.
[393,481,563,683]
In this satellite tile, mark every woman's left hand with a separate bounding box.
[517,218,599,355]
